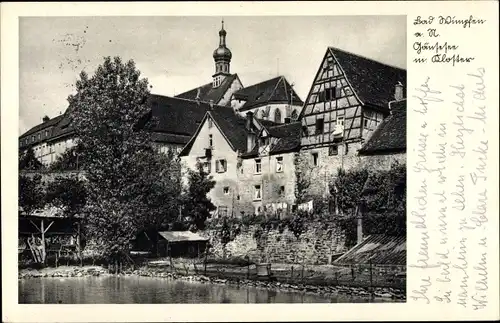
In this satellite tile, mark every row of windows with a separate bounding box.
[22,130,51,146]
[254,108,299,124]
[254,156,283,174]
[203,156,284,175]
[221,184,286,201]
[216,64,229,73]
[314,116,344,135]
[213,76,223,87]
[309,146,348,166]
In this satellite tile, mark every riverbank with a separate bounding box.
[18,265,406,301]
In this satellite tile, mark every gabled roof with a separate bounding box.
[178,106,250,157]
[234,76,303,112]
[19,115,66,149]
[39,95,213,146]
[329,47,406,110]
[359,99,406,155]
[19,115,65,140]
[241,121,301,158]
[174,74,239,105]
[147,95,211,139]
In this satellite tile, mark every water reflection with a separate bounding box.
[19,276,386,304]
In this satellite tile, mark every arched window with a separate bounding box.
[291,109,298,120]
[274,109,282,123]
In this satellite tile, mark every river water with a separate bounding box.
[19,276,387,304]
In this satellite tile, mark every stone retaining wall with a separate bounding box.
[203,220,346,265]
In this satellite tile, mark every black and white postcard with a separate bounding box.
[1,1,498,322]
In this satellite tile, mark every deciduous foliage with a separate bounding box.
[69,56,179,261]
[330,167,369,215]
[181,161,216,231]
[49,145,84,171]
[334,163,406,247]
[293,152,312,204]
[19,174,45,216]
[19,147,44,170]
[45,175,87,217]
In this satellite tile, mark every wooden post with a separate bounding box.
[40,219,46,266]
[369,259,373,292]
[204,246,208,276]
[77,222,83,267]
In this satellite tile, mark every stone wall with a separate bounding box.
[297,142,362,198]
[203,220,346,265]
[359,152,406,170]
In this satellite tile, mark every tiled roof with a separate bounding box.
[241,121,301,158]
[41,95,212,146]
[359,99,406,155]
[209,107,250,152]
[20,115,64,139]
[19,115,66,149]
[174,74,238,105]
[178,106,250,157]
[234,76,303,112]
[147,95,210,137]
[329,47,406,111]
[334,234,406,265]
[257,118,280,129]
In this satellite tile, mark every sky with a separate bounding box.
[19,15,406,135]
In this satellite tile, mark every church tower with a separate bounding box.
[212,20,232,88]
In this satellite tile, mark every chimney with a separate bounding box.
[284,117,291,124]
[42,115,50,123]
[245,111,254,131]
[209,100,214,109]
[246,111,255,153]
[394,82,404,101]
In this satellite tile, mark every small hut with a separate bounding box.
[157,231,209,258]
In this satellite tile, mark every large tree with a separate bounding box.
[181,161,216,231]
[69,56,179,262]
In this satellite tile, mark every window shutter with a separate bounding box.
[215,160,220,172]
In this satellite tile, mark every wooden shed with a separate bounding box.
[158,231,209,258]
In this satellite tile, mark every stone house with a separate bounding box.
[19,21,303,166]
[179,107,301,218]
[297,46,407,198]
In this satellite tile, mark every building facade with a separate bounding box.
[297,47,407,198]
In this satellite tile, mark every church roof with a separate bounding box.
[234,76,303,112]
[359,99,406,155]
[174,73,239,105]
[329,47,406,111]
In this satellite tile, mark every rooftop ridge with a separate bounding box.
[328,46,407,72]
[150,93,228,109]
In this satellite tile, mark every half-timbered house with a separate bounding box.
[297,47,406,197]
